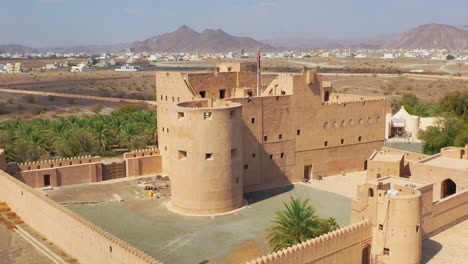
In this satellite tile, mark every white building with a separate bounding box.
[5,63,21,73]
[115,65,138,72]
[70,63,87,72]
[386,106,439,141]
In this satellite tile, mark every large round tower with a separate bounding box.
[164,99,244,214]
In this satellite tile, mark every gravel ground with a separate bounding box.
[0,224,53,264]
[60,183,350,264]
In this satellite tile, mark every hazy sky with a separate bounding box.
[1,0,468,47]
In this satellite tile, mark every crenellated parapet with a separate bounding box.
[327,94,386,105]
[246,220,372,264]
[15,155,101,171]
[124,148,160,159]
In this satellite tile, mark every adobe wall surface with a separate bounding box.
[8,156,103,188]
[367,153,404,180]
[424,190,468,237]
[14,163,102,188]
[381,147,428,162]
[0,149,6,171]
[409,160,468,201]
[0,170,162,264]
[246,220,372,264]
[124,148,162,177]
[156,69,386,193]
[166,100,244,214]
[352,182,422,264]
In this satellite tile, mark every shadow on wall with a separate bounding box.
[242,119,293,194]
[421,239,443,264]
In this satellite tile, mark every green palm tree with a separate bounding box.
[89,121,110,153]
[266,197,338,252]
[120,124,139,150]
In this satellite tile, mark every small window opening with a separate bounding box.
[247,91,253,97]
[324,91,330,102]
[251,117,255,124]
[231,149,237,157]
[416,225,419,233]
[383,248,390,255]
[324,141,328,147]
[280,153,284,158]
[297,129,301,136]
[204,112,212,120]
[244,164,248,170]
[205,153,213,160]
[110,246,112,252]
[227,67,232,72]
[252,153,256,158]
[172,96,175,102]
[269,154,273,159]
[369,188,374,197]
[236,177,239,183]
[264,136,268,141]
[358,136,362,142]
[165,95,167,101]
[178,150,187,160]
[219,89,226,99]
[379,224,383,231]
[178,112,185,119]
[341,139,344,144]
[199,91,206,98]
[279,134,282,140]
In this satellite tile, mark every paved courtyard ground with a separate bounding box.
[47,180,351,264]
[422,219,468,264]
[386,141,423,153]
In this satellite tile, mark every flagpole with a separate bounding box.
[256,48,260,96]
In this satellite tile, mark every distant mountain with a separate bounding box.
[129,25,276,53]
[385,23,468,50]
[0,44,37,53]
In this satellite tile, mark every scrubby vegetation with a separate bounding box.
[392,91,467,154]
[0,104,157,162]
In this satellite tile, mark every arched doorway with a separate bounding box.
[461,149,466,159]
[441,179,456,198]
[362,244,371,264]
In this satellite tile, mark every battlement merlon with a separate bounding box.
[327,93,386,105]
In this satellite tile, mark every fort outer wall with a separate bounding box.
[245,220,372,264]
[0,149,6,171]
[124,148,162,177]
[8,156,102,188]
[166,100,244,214]
[0,170,162,264]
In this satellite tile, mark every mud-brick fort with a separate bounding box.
[0,62,467,264]
[156,62,386,214]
